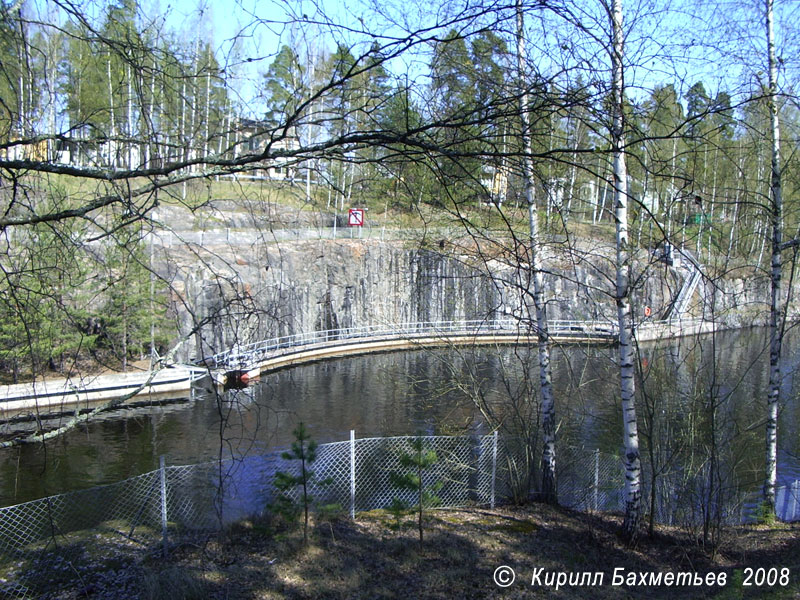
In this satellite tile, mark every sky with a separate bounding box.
[29,0,800,115]
[160,0,800,106]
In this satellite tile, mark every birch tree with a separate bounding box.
[763,0,782,514]
[515,0,557,504]
[610,0,642,541]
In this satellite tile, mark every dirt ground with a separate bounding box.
[23,503,800,599]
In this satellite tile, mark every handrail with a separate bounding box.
[199,317,704,370]
[668,248,704,319]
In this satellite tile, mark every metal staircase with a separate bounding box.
[664,247,703,320]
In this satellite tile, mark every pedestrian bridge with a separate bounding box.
[203,317,712,376]
[0,317,712,418]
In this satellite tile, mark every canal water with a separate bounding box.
[0,327,798,508]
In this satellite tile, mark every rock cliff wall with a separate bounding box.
[161,235,773,363]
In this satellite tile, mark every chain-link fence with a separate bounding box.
[0,433,521,598]
[1,435,798,598]
[555,447,782,528]
[557,447,625,513]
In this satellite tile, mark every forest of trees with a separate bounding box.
[1,0,796,236]
[0,0,799,539]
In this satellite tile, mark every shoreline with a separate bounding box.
[0,317,719,422]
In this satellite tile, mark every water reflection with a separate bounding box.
[0,327,797,507]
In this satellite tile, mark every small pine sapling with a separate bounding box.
[389,436,443,544]
[386,497,409,531]
[271,423,332,546]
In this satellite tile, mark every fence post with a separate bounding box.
[593,449,599,512]
[159,455,168,557]
[350,430,356,519]
[793,480,800,522]
[490,431,498,509]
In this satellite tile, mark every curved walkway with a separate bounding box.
[205,319,616,371]
[205,317,712,372]
[0,318,713,419]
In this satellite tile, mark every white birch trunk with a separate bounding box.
[18,68,25,136]
[215,101,226,181]
[76,48,83,165]
[48,59,56,159]
[224,103,231,158]
[566,117,580,223]
[764,0,782,512]
[726,177,740,260]
[306,57,316,202]
[217,100,226,156]
[161,82,169,167]
[707,147,719,263]
[147,44,158,167]
[598,169,609,224]
[189,41,199,172]
[180,79,187,163]
[757,220,766,269]
[180,79,187,198]
[233,121,239,160]
[203,69,211,162]
[189,80,197,170]
[127,64,134,169]
[516,0,557,503]
[107,56,116,168]
[612,0,641,540]
[15,12,31,139]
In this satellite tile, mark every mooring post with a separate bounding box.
[490,430,498,509]
[350,430,356,519]
[159,455,168,557]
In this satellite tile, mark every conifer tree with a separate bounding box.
[272,423,331,546]
[390,436,442,545]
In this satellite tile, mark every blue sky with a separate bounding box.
[32,0,800,115]
[161,0,798,104]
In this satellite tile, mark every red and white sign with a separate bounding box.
[348,208,364,227]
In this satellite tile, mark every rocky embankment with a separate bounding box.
[153,201,773,363]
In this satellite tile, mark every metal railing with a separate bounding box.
[202,318,615,369]
[201,317,707,370]
[665,248,704,319]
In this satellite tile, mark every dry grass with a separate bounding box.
[111,505,800,600]
[6,503,799,598]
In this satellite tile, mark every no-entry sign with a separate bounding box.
[348,208,364,226]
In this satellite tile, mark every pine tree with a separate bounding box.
[271,423,332,546]
[389,436,442,545]
[102,230,169,370]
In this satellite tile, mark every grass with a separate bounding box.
[177,506,800,599]
[140,565,210,600]
[5,169,780,273]
[7,170,568,235]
